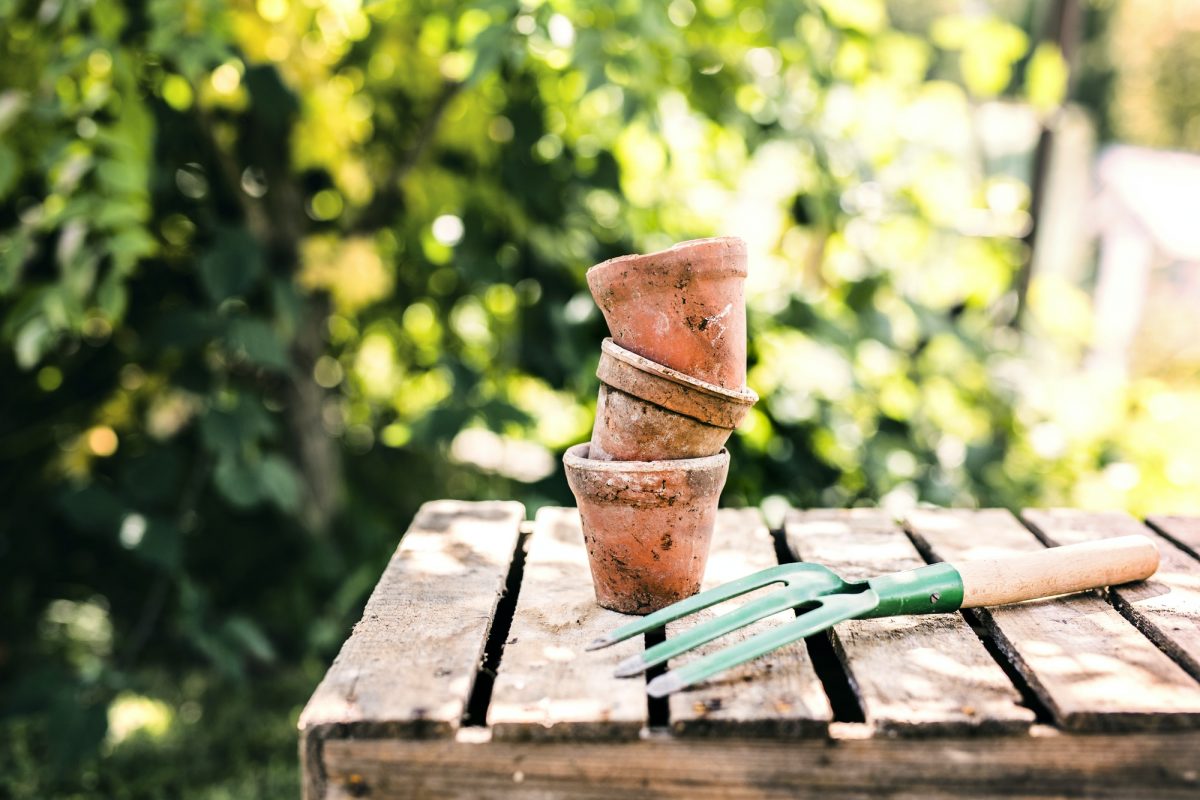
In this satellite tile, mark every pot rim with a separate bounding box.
[563,442,729,473]
[586,236,747,281]
[601,338,757,407]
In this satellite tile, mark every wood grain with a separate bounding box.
[320,727,1200,799]
[906,508,1200,731]
[1022,509,1200,682]
[299,500,524,798]
[1148,515,1200,563]
[666,508,833,736]
[487,507,647,741]
[786,508,1034,735]
[953,535,1159,608]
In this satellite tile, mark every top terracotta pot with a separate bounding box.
[587,237,747,390]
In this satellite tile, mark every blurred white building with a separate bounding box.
[1090,146,1200,375]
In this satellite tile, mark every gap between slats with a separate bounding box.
[462,521,533,728]
[900,521,1055,726]
[461,515,671,734]
[1146,516,1200,564]
[770,528,865,724]
[645,628,670,729]
[1018,512,1200,688]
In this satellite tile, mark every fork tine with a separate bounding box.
[613,586,819,677]
[645,592,877,697]
[586,564,797,651]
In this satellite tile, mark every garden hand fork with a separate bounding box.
[588,535,1159,697]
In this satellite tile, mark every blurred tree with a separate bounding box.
[1105,0,1200,152]
[1,0,1185,795]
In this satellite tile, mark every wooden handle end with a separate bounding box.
[956,535,1160,609]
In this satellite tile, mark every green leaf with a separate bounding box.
[108,227,157,275]
[58,483,127,535]
[1026,42,1068,112]
[121,448,185,507]
[48,694,109,773]
[0,141,18,200]
[819,0,886,34]
[95,158,144,195]
[15,317,54,369]
[199,227,264,303]
[212,450,300,514]
[225,318,292,372]
[156,309,220,350]
[0,228,34,295]
[465,24,509,87]
[198,398,275,455]
[938,17,1028,98]
[213,454,262,508]
[270,277,302,340]
[0,89,27,135]
[96,269,128,321]
[135,517,184,571]
[258,454,301,513]
[189,630,245,679]
[221,616,276,663]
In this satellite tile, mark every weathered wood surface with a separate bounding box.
[303,503,1200,799]
[1148,515,1200,563]
[1021,509,1200,682]
[299,500,524,736]
[320,727,1200,799]
[667,508,832,736]
[906,508,1200,731]
[299,500,524,799]
[487,507,647,741]
[786,508,1034,735]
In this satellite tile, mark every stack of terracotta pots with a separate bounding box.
[563,237,758,615]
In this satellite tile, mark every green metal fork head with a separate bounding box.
[588,562,860,676]
[589,560,964,697]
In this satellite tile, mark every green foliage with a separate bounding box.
[0,0,1190,796]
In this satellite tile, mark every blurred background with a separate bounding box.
[2,0,1199,795]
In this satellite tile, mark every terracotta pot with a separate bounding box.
[589,384,730,462]
[587,237,748,390]
[563,443,730,615]
[588,339,758,461]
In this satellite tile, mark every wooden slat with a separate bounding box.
[786,508,1034,735]
[299,500,524,736]
[299,500,524,798]
[488,507,647,741]
[1022,509,1200,682]
[667,508,832,736]
[905,508,1200,731]
[1148,515,1200,562]
[320,728,1200,799]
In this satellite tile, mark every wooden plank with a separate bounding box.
[905,508,1200,731]
[786,508,1034,735]
[1148,515,1200,562]
[1022,509,1200,682]
[299,500,524,798]
[320,727,1200,799]
[666,508,832,736]
[488,507,647,741]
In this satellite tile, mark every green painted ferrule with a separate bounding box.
[858,562,964,618]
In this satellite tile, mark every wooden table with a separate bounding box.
[299,502,1200,799]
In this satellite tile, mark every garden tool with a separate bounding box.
[587,534,1160,697]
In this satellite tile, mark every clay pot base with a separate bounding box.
[563,443,730,615]
[587,236,748,390]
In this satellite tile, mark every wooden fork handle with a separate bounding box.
[953,535,1160,609]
